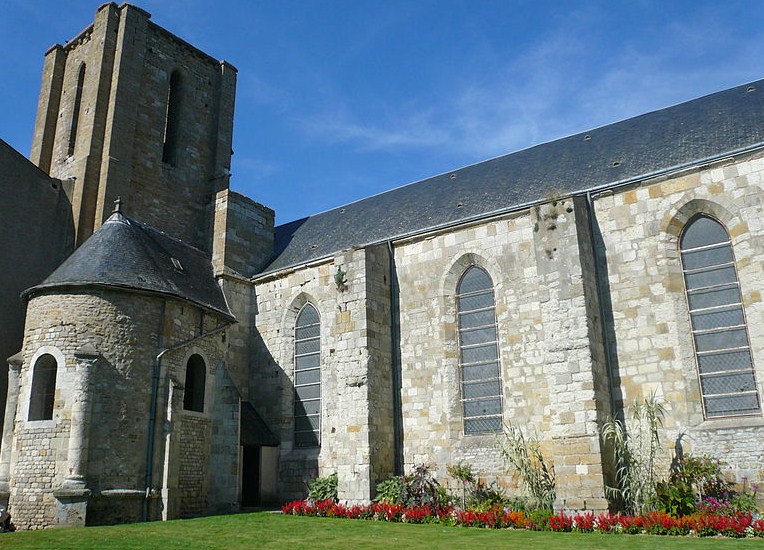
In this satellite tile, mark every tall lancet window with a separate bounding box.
[28,354,58,421]
[162,70,182,165]
[183,354,206,413]
[68,63,86,157]
[680,214,760,418]
[294,303,321,447]
[457,266,503,434]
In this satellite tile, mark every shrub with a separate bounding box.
[656,476,696,517]
[404,463,444,507]
[375,464,448,508]
[447,462,508,510]
[657,454,758,516]
[524,508,553,530]
[375,476,406,504]
[601,393,665,514]
[308,472,338,502]
[498,424,555,510]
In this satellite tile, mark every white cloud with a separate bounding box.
[245,2,764,165]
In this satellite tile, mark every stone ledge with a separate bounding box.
[53,487,91,499]
[696,415,764,431]
[98,489,146,499]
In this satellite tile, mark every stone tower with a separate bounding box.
[29,2,237,250]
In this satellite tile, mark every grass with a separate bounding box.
[2,512,764,549]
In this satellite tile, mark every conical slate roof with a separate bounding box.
[24,211,233,319]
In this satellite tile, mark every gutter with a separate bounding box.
[143,321,230,521]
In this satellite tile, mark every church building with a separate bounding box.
[1,3,763,529]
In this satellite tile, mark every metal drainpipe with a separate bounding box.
[387,240,404,475]
[142,321,229,521]
[585,191,617,418]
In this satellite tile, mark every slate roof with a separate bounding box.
[24,211,233,319]
[263,79,764,275]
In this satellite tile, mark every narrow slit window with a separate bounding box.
[680,215,760,418]
[294,303,321,447]
[162,70,182,165]
[183,354,206,412]
[68,63,86,157]
[28,354,58,421]
[457,266,503,434]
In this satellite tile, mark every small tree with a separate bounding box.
[601,393,665,515]
[447,463,475,508]
[498,424,555,510]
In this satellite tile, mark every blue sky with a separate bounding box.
[3,1,764,225]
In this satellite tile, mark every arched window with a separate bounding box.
[28,354,58,421]
[162,70,182,165]
[183,354,206,413]
[68,63,86,157]
[294,303,321,447]
[680,215,760,418]
[457,266,503,434]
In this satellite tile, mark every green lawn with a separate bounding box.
[2,512,764,549]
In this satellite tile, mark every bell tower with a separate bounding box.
[30,2,237,250]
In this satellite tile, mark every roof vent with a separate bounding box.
[611,161,621,167]
[584,135,592,141]
[340,208,346,214]
[450,173,457,179]
[456,202,464,208]
[748,85,756,93]
[171,257,183,271]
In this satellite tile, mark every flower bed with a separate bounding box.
[281,500,764,538]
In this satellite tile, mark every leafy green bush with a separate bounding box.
[375,476,406,504]
[656,454,754,516]
[308,472,338,502]
[656,477,696,517]
[375,464,449,507]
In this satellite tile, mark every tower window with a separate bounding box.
[162,70,182,165]
[183,354,206,412]
[28,354,58,421]
[67,63,86,157]
[680,215,760,418]
[457,266,503,434]
[294,303,321,447]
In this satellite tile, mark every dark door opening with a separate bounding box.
[241,445,261,507]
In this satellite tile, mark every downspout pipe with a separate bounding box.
[143,322,229,521]
[387,240,404,475]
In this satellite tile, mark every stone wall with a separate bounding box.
[393,212,539,490]
[392,203,609,509]
[7,289,235,528]
[213,188,276,402]
[0,140,73,441]
[178,413,211,517]
[253,246,394,502]
[596,150,764,485]
[30,3,236,250]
